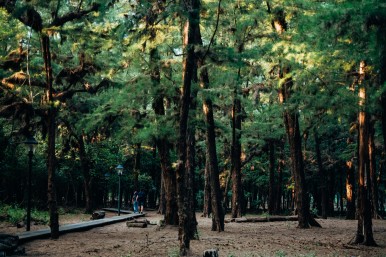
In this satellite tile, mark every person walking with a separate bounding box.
[131,191,138,213]
[137,189,145,214]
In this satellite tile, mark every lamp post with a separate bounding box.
[24,136,38,231]
[116,164,123,216]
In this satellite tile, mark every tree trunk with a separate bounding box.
[352,61,377,246]
[268,140,276,215]
[42,35,59,239]
[231,84,243,218]
[345,160,356,219]
[78,134,93,214]
[198,57,224,231]
[314,129,327,219]
[186,116,198,240]
[275,141,284,213]
[150,46,178,224]
[177,0,198,253]
[368,119,380,218]
[133,143,141,191]
[279,73,320,228]
[203,160,212,217]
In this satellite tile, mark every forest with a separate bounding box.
[0,0,386,256]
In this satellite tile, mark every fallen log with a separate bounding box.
[227,215,298,223]
[126,218,149,224]
[90,211,105,220]
[126,222,147,228]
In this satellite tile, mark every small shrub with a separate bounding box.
[5,205,25,225]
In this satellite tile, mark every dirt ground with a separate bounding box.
[1,211,386,257]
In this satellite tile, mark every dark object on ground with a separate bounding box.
[126,219,149,228]
[225,215,298,223]
[91,211,105,220]
[203,248,219,257]
[0,234,25,256]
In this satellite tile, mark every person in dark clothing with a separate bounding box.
[137,189,145,214]
[131,191,138,213]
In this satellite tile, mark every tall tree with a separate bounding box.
[0,0,101,238]
[176,0,199,253]
[353,61,376,246]
[271,4,320,228]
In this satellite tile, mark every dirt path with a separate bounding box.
[2,211,386,257]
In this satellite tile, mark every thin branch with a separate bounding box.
[203,0,222,60]
[50,3,100,27]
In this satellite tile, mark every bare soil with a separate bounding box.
[1,211,386,257]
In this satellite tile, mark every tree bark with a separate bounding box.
[186,115,198,240]
[368,119,380,218]
[177,0,199,253]
[42,35,59,239]
[279,73,320,228]
[231,83,243,218]
[345,160,356,219]
[150,46,178,224]
[197,51,224,231]
[203,160,212,217]
[352,61,377,246]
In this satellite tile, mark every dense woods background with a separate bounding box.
[1,0,385,255]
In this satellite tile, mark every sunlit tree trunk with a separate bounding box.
[352,61,377,246]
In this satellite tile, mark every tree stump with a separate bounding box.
[203,248,219,257]
[90,211,105,220]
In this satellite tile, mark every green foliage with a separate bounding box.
[0,204,48,225]
[0,204,25,225]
